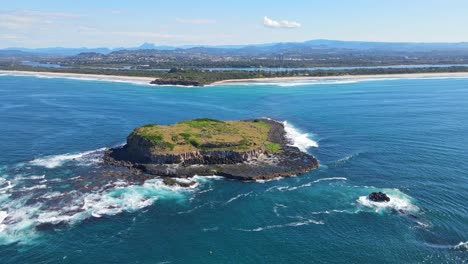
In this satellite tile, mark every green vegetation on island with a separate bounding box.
[131,118,282,154]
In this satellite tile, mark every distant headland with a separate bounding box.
[104,118,319,180]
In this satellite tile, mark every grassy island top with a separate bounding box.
[131,118,281,154]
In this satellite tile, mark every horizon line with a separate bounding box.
[3,38,468,50]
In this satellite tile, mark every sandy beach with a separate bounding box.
[2,70,468,86]
[213,72,468,85]
[0,70,155,84]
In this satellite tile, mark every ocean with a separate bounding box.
[0,74,467,263]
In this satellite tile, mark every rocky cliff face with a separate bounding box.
[112,133,265,165]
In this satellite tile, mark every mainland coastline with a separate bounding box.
[2,70,468,86]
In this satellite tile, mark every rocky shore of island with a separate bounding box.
[103,119,318,181]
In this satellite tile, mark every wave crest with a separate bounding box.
[454,241,468,250]
[0,175,213,245]
[283,121,318,151]
[29,147,107,168]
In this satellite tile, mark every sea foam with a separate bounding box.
[357,189,418,214]
[283,121,319,151]
[237,218,324,232]
[454,241,468,250]
[269,177,347,192]
[0,72,153,86]
[0,174,220,245]
[29,147,107,168]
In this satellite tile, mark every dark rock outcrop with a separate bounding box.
[369,192,390,202]
[150,79,203,86]
[163,177,197,187]
[104,119,319,180]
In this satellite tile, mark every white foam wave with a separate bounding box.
[283,121,318,151]
[197,188,214,194]
[0,72,153,86]
[310,209,348,215]
[225,191,253,204]
[18,184,47,192]
[237,218,323,232]
[271,177,347,192]
[357,190,418,213]
[223,79,362,87]
[0,211,7,232]
[454,241,468,250]
[202,226,219,232]
[277,79,361,87]
[219,75,468,87]
[335,153,362,165]
[29,147,107,168]
[40,191,63,199]
[0,180,14,193]
[191,175,224,184]
[0,177,199,245]
[256,177,284,183]
[273,203,287,217]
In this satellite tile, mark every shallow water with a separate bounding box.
[0,75,467,263]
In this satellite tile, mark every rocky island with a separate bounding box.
[104,118,318,180]
[150,79,203,86]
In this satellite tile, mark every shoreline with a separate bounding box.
[2,70,468,86]
[0,70,155,85]
[212,72,468,84]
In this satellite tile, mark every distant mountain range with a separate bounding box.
[2,39,468,57]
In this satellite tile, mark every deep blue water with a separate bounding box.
[0,75,467,263]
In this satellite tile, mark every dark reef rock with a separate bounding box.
[163,177,197,187]
[369,192,391,202]
[150,79,203,86]
[104,119,319,181]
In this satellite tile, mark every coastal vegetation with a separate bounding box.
[2,61,468,85]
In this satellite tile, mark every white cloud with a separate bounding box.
[175,18,216,24]
[263,16,301,29]
[0,10,81,29]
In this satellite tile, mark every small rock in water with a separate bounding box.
[368,192,390,202]
[163,177,196,188]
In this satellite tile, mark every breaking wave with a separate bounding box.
[217,75,468,87]
[454,241,468,250]
[357,189,419,214]
[310,209,349,215]
[29,147,107,168]
[225,191,253,204]
[268,177,347,192]
[283,121,319,151]
[236,218,324,232]
[0,72,153,86]
[0,175,214,245]
[334,152,363,166]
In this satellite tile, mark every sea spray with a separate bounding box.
[283,121,318,151]
[357,189,419,214]
[29,147,107,168]
[0,175,218,245]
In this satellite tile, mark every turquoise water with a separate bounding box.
[0,75,467,263]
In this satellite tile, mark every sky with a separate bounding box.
[0,0,467,48]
